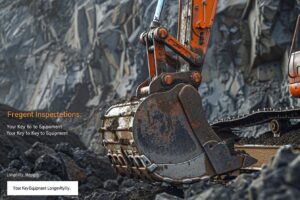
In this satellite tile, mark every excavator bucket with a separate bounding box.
[101,84,257,184]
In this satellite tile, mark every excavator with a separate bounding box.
[101,0,300,185]
[289,15,300,97]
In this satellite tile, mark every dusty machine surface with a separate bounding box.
[101,0,257,185]
[289,16,300,98]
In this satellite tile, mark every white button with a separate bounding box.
[7,181,78,196]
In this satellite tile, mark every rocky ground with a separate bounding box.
[0,104,164,200]
[1,136,300,200]
[1,104,300,200]
[239,126,300,145]
[1,0,300,199]
[0,141,166,200]
[180,145,300,200]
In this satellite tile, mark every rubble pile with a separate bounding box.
[155,145,300,200]
[2,104,300,200]
[2,135,300,199]
[0,104,164,199]
[0,141,164,200]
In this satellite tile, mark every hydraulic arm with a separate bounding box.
[101,0,256,185]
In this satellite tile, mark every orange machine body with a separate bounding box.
[140,0,218,96]
[190,0,218,55]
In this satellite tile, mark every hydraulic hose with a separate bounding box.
[151,0,165,28]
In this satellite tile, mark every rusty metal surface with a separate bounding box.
[178,84,256,174]
[101,98,208,184]
[153,27,203,68]
[148,71,201,94]
[102,84,216,184]
[101,84,258,185]
[133,85,203,164]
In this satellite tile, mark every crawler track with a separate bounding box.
[102,102,300,185]
[211,107,300,130]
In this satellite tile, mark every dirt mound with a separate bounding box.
[239,125,300,146]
